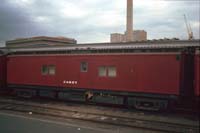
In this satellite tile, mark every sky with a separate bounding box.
[0,0,199,46]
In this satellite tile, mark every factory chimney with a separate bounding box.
[125,0,134,42]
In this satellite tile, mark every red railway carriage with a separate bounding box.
[7,52,183,110]
[0,54,7,89]
[195,49,200,98]
[7,53,180,95]
[7,53,181,95]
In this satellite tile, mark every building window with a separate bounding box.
[108,66,116,77]
[81,62,88,72]
[41,65,48,75]
[98,66,107,77]
[49,65,56,75]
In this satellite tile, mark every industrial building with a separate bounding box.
[111,30,147,43]
[110,0,147,43]
[6,36,77,48]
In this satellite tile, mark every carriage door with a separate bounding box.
[180,48,195,98]
[0,56,7,89]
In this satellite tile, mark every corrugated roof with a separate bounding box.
[7,40,199,53]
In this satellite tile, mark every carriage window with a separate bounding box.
[49,65,56,75]
[98,66,107,77]
[41,65,48,75]
[81,62,88,72]
[108,66,116,77]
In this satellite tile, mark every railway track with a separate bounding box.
[0,97,199,133]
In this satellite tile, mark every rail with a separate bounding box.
[0,98,199,133]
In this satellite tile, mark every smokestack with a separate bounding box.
[125,0,133,42]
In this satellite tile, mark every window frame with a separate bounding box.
[41,65,56,75]
[108,66,117,77]
[48,65,56,75]
[98,66,107,77]
[98,66,117,77]
[41,65,48,75]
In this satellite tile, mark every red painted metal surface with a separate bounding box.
[194,50,200,96]
[0,55,6,89]
[7,53,181,95]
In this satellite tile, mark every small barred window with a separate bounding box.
[81,62,88,72]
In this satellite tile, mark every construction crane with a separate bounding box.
[184,14,194,40]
